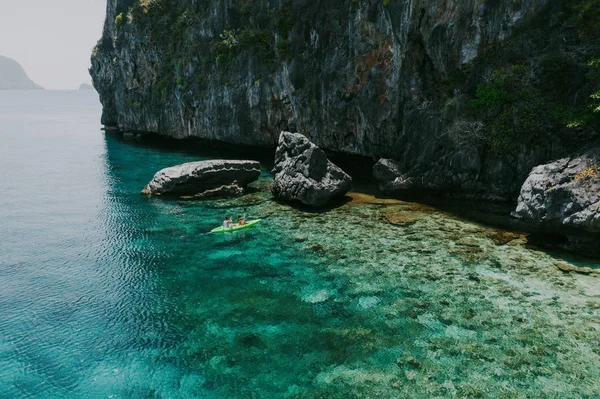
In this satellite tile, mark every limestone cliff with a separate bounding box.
[90,0,598,199]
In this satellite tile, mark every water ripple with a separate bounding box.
[2,91,600,398]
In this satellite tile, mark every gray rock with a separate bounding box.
[373,146,537,202]
[142,160,260,196]
[272,132,352,207]
[373,159,414,193]
[514,146,600,233]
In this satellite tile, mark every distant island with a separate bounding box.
[0,55,44,90]
[79,83,95,91]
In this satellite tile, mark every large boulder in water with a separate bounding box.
[271,132,352,207]
[513,145,600,234]
[142,160,261,196]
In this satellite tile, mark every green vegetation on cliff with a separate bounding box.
[92,0,600,199]
[118,0,294,90]
[458,0,600,153]
[104,0,300,124]
[111,0,600,154]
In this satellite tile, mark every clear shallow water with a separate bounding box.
[1,91,600,398]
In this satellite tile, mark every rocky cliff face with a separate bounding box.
[92,0,586,199]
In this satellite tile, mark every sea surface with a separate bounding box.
[1,90,600,398]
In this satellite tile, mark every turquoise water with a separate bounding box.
[1,91,600,398]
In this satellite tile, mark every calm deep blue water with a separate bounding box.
[1,90,600,398]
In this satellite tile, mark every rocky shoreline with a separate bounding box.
[91,0,600,255]
[115,129,600,257]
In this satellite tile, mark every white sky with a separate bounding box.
[0,0,107,89]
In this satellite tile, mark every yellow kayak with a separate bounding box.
[210,219,261,233]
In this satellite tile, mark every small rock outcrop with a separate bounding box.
[513,146,600,234]
[272,132,352,207]
[373,159,415,193]
[142,160,260,197]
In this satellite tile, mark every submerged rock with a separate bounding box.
[271,132,352,207]
[142,160,260,197]
[382,211,426,226]
[555,262,600,275]
[513,146,600,234]
[487,230,524,246]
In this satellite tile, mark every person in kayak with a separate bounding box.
[223,216,233,229]
[237,215,247,226]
